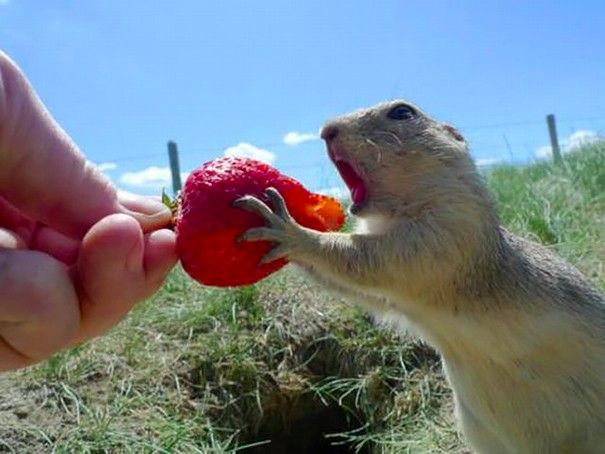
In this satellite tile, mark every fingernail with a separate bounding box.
[118,192,173,232]
[118,192,170,216]
[139,198,170,215]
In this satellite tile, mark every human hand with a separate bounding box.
[0,51,177,371]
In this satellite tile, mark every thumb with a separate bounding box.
[0,51,170,238]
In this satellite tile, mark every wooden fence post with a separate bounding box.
[167,141,182,195]
[546,114,562,164]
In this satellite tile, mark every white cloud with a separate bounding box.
[224,142,275,164]
[476,157,503,167]
[564,130,601,151]
[95,162,118,172]
[119,166,188,189]
[535,130,601,159]
[317,186,349,199]
[283,131,318,146]
[535,145,552,160]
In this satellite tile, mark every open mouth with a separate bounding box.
[326,144,368,208]
[334,159,367,205]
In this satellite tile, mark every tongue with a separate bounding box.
[335,160,366,205]
[351,185,367,204]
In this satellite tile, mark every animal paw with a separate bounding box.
[234,187,311,264]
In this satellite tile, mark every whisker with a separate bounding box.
[371,130,403,147]
[365,138,379,149]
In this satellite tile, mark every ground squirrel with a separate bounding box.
[235,100,605,453]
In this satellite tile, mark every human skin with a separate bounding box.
[0,51,177,371]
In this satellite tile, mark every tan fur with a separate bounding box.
[289,101,605,453]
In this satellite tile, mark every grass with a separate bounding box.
[487,142,604,277]
[0,142,603,453]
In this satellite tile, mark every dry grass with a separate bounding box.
[0,269,461,453]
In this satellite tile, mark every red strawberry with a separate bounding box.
[174,157,345,287]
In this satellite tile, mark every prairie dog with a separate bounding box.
[236,100,605,453]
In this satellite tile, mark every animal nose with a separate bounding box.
[321,125,339,142]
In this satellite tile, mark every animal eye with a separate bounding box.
[387,104,415,120]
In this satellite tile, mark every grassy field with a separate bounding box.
[0,142,603,453]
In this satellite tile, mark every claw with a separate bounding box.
[265,187,290,219]
[238,227,280,243]
[233,195,280,224]
[234,190,296,263]
[260,245,289,265]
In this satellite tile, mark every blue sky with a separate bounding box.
[1,0,604,196]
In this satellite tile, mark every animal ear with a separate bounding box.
[442,124,465,143]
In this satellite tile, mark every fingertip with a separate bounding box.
[143,229,178,289]
[145,228,177,255]
[78,213,144,298]
[84,213,143,253]
[75,213,147,342]
[117,191,173,232]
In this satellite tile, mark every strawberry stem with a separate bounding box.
[161,188,180,229]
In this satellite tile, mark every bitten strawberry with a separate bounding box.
[173,157,345,287]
